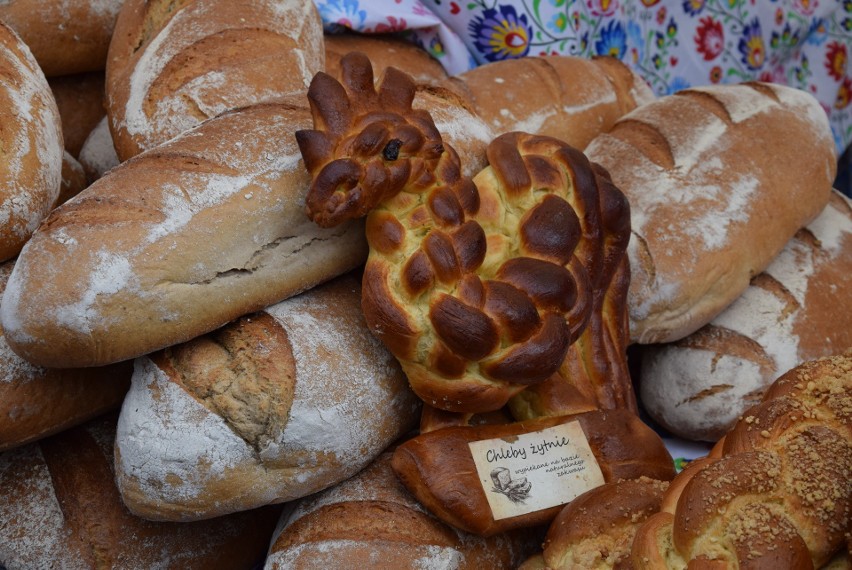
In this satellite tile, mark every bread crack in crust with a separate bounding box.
[297,52,632,413]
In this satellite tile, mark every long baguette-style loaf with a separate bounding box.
[266,450,539,569]
[0,414,280,569]
[114,274,421,521]
[584,82,836,344]
[0,21,64,263]
[106,0,324,161]
[640,190,852,441]
[1,102,366,368]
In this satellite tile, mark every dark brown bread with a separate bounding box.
[0,414,281,569]
[49,72,107,158]
[324,32,448,85]
[391,409,675,537]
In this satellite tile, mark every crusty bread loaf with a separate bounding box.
[58,151,88,206]
[0,21,64,264]
[584,82,836,344]
[631,353,852,568]
[0,0,124,77]
[0,259,130,452]
[265,450,540,569]
[391,409,675,537]
[114,274,421,521]
[325,32,448,85]
[106,0,324,161]
[0,414,280,570]
[49,71,107,158]
[78,116,120,183]
[438,55,654,149]
[1,102,367,368]
[640,190,852,441]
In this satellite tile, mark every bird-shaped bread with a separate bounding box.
[296,52,633,414]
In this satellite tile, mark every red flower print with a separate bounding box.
[656,6,667,24]
[825,41,848,81]
[695,17,724,61]
[710,65,722,83]
[837,77,852,109]
[641,0,661,6]
[775,8,784,25]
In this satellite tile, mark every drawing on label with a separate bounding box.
[490,467,532,504]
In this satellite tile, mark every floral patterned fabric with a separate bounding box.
[313,0,852,156]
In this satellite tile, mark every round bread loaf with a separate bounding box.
[639,190,852,441]
[106,0,325,161]
[114,274,421,521]
[0,21,64,263]
[266,450,540,569]
[584,82,836,344]
[77,115,120,183]
[0,414,280,569]
[0,0,124,77]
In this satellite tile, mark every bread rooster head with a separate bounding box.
[296,51,446,228]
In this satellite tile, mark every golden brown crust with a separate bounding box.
[324,32,448,85]
[391,409,675,537]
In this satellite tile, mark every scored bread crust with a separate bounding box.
[585,82,836,345]
[0,21,64,264]
[640,190,852,441]
[114,274,421,521]
[105,0,325,161]
[0,102,367,368]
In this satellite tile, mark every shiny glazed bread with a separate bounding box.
[297,52,634,414]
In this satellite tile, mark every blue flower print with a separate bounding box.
[594,20,627,59]
[469,5,532,62]
[316,0,367,33]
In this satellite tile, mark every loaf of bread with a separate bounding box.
[0,102,367,368]
[58,151,88,206]
[0,259,130,452]
[518,477,669,569]
[0,21,64,264]
[0,0,124,77]
[325,32,448,85]
[78,116,120,183]
[391,409,675,537]
[640,190,852,441]
[584,82,836,344]
[630,353,852,568]
[0,414,281,569]
[265,449,540,569]
[49,71,107,158]
[114,273,421,521]
[299,52,634,414]
[439,55,653,149]
[106,0,324,161]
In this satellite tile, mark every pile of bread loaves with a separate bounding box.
[0,1,849,569]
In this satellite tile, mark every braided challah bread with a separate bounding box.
[297,51,633,414]
[631,353,852,569]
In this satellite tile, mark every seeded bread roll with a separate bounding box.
[0,21,64,264]
[324,32,448,85]
[0,0,124,77]
[0,414,280,570]
[265,450,540,569]
[114,274,421,521]
[0,260,130,452]
[640,190,852,441]
[584,82,836,344]
[106,0,324,161]
[438,55,654,148]
[1,102,368,368]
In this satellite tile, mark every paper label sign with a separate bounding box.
[467,421,605,520]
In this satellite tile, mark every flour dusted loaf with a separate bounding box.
[115,274,420,521]
[78,116,120,183]
[0,260,130,452]
[106,0,324,161]
[0,21,64,264]
[440,55,653,149]
[266,450,539,569]
[0,102,367,368]
[584,82,836,344]
[0,0,125,77]
[640,190,852,441]
[325,32,448,85]
[0,414,280,570]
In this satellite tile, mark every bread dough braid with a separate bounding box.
[297,52,632,413]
